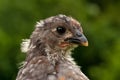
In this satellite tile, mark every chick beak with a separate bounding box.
[65,32,88,46]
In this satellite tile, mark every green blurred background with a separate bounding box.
[0,0,120,80]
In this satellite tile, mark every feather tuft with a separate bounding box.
[21,39,30,53]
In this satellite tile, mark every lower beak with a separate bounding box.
[64,34,88,46]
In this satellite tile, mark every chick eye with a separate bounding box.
[56,26,66,35]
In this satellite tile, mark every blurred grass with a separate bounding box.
[0,0,119,80]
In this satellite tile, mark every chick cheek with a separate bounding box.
[58,42,70,48]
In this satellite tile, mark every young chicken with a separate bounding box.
[16,14,89,80]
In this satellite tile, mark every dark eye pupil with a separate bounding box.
[57,26,66,34]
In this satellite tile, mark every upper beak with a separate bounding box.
[65,31,88,46]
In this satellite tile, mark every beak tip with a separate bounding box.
[81,42,88,46]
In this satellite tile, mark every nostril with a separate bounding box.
[76,33,82,37]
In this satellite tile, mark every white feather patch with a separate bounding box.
[36,20,44,28]
[21,39,30,53]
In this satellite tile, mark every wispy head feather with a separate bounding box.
[21,39,30,53]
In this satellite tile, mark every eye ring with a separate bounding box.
[56,26,66,35]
